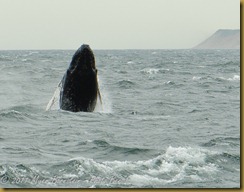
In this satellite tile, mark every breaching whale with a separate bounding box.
[59,44,102,112]
[45,44,102,112]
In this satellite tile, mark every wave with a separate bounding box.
[127,61,134,64]
[1,146,236,188]
[201,137,240,148]
[140,68,171,75]
[0,105,43,122]
[227,75,240,81]
[0,110,23,118]
[216,75,240,82]
[139,115,171,121]
[76,139,152,157]
[21,58,35,63]
[0,57,12,62]
[116,80,136,89]
[115,70,128,74]
[217,61,240,67]
[107,142,151,155]
[0,109,30,121]
[192,76,202,81]
[164,81,175,85]
[191,74,240,85]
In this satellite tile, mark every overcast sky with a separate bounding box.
[0,0,240,50]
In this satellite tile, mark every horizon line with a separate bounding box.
[0,47,240,51]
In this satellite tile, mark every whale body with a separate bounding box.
[59,44,101,112]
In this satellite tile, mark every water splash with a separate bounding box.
[94,76,112,113]
[46,75,112,113]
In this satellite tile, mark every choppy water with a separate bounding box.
[0,49,240,188]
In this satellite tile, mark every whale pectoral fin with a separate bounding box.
[46,78,63,111]
[95,69,102,106]
[98,87,103,105]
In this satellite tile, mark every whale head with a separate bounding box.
[69,44,96,73]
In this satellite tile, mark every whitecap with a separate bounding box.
[164,146,207,164]
[192,76,202,80]
[227,75,240,81]
[140,68,170,75]
[189,174,203,181]
[217,75,240,81]
[144,68,159,74]
[164,81,174,85]
[128,174,166,187]
[66,146,220,187]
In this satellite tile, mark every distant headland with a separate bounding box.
[193,29,240,49]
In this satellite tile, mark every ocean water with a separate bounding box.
[0,49,240,188]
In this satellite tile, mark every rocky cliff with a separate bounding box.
[193,29,240,49]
